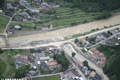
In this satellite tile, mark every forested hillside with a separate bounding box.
[97,44,120,80]
[65,0,120,12]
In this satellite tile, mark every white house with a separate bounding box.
[14,25,21,29]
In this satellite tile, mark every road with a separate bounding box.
[70,42,109,80]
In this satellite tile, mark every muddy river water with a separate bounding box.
[1,14,120,46]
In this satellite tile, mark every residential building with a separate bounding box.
[14,16,23,21]
[28,55,34,62]
[41,3,48,6]
[29,70,36,75]
[7,3,13,9]
[33,52,45,59]
[98,52,104,57]
[59,69,80,79]
[100,57,106,62]
[42,27,49,31]
[90,47,96,52]
[47,61,58,70]
[115,34,120,40]
[89,71,96,77]
[97,61,105,66]
[101,32,110,38]
[7,29,15,34]
[106,40,115,45]
[42,63,49,71]
[14,25,21,29]
[93,50,100,55]
[49,58,54,62]
[23,18,28,21]
[40,56,50,61]
[81,38,86,44]
[14,60,23,67]
[90,55,98,61]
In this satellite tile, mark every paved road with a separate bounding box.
[70,42,109,80]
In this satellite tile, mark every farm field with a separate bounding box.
[32,75,60,80]
[0,15,9,33]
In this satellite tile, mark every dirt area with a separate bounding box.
[8,14,120,46]
[0,37,6,47]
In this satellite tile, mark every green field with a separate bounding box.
[0,59,6,79]
[0,15,9,33]
[10,22,34,27]
[38,7,101,27]
[32,75,60,80]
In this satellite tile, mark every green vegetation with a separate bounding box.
[72,52,76,57]
[0,0,5,8]
[53,53,69,71]
[0,15,9,33]
[15,64,30,78]
[97,44,120,80]
[32,75,60,80]
[74,38,78,43]
[83,60,95,71]
[65,0,120,12]
[0,59,6,79]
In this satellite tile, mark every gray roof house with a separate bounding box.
[14,60,23,67]
[42,63,49,71]
[7,29,15,34]
[29,70,36,75]
[106,40,115,45]
[21,12,30,18]
[15,16,23,21]
[7,3,13,9]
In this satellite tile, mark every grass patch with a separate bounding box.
[0,59,6,79]
[45,52,50,56]
[0,15,9,33]
[33,75,60,80]
[0,53,16,78]
[10,22,34,27]
[44,75,60,80]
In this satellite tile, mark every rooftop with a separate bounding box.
[89,71,96,77]
[93,50,100,55]
[90,55,98,60]
[47,61,58,66]
[90,47,96,52]
[81,38,86,43]
[98,52,104,57]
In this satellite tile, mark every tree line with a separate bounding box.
[97,44,120,80]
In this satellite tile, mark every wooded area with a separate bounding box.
[65,0,120,12]
[97,44,120,80]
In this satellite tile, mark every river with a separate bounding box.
[6,14,120,46]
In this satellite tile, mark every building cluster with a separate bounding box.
[89,47,106,67]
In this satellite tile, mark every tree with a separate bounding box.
[72,52,76,57]
[36,49,42,53]
[74,38,78,43]
[0,0,5,8]
[30,49,35,53]
[83,60,88,67]
[0,48,3,54]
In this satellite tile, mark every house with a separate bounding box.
[100,57,106,61]
[74,60,83,67]
[14,60,23,67]
[90,47,96,52]
[32,0,41,3]
[7,3,13,9]
[90,55,98,61]
[28,55,34,62]
[21,12,30,18]
[81,38,86,44]
[101,32,110,38]
[110,30,118,35]
[42,63,49,71]
[52,49,61,54]
[89,71,96,77]
[106,40,115,45]
[94,73,101,80]
[93,50,100,55]
[47,61,58,70]
[49,58,54,62]
[82,66,91,76]
[33,52,45,59]
[115,34,120,40]
[42,27,49,31]
[41,3,48,6]
[40,56,50,61]
[59,69,79,79]
[27,77,31,80]
[29,70,36,75]
[7,29,15,34]
[98,52,104,57]
[41,10,47,13]
[4,10,11,14]
[14,16,23,21]
[97,61,105,66]
[23,18,28,21]
[14,25,21,29]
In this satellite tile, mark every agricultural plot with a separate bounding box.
[32,75,60,80]
[0,15,9,33]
